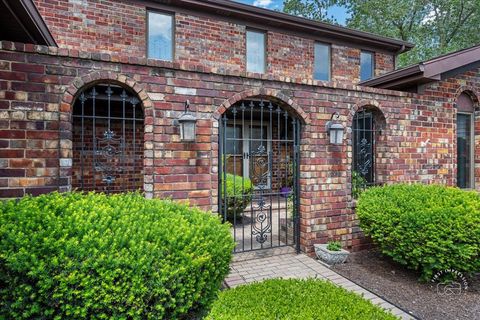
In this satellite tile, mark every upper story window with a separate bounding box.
[360,51,374,81]
[147,11,174,61]
[246,30,266,73]
[314,42,330,81]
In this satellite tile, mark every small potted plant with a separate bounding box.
[314,241,350,265]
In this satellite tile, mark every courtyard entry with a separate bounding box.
[219,99,301,253]
[72,83,144,193]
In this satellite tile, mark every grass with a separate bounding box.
[206,278,398,320]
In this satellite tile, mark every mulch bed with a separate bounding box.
[332,249,480,320]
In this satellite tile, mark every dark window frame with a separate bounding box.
[456,111,475,189]
[360,50,375,81]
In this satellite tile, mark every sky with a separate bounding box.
[234,0,350,25]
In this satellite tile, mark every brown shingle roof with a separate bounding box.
[360,44,480,90]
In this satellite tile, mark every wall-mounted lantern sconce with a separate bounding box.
[326,112,344,145]
[176,100,197,142]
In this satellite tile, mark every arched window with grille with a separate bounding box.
[72,83,144,194]
[352,107,386,190]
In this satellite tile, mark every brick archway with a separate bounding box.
[455,86,480,107]
[348,100,389,124]
[454,86,480,190]
[59,72,154,197]
[214,88,310,125]
[347,100,388,194]
[215,92,305,253]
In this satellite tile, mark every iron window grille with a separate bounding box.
[353,109,378,186]
[72,84,144,194]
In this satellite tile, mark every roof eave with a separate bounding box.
[359,64,424,88]
[2,0,57,46]
[20,0,57,46]
[362,44,480,90]
[161,0,414,53]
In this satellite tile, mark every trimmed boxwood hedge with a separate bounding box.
[207,278,398,320]
[357,184,480,280]
[220,174,253,221]
[0,192,234,319]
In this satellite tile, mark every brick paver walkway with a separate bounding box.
[225,248,415,320]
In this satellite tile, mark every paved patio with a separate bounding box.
[232,197,294,252]
[225,248,415,320]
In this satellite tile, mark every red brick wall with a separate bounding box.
[34,0,146,56]
[3,41,476,253]
[0,52,61,197]
[267,32,314,80]
[415,69,480,190]
[175,14,246,72]
[375,52,395,76]
[331,45,360,82]
[32,0,394,82]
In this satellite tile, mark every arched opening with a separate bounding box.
[456,91,476,188]
[219,98,301,253]
[352,106,386,192]
[71,83,144,193]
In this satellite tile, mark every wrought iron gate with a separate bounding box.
[219,100,301,253]
[72,83,144,194]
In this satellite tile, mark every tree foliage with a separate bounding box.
[283,0,480,67]
[283,0,337,23]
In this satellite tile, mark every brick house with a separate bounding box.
[1,0,479,255]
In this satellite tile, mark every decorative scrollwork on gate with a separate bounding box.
[219,99,301,253]
[251,196,272,244]
[250,144,269,190]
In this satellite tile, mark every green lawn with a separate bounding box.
[207,278,398,320]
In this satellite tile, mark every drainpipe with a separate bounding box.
[394,44,406,69]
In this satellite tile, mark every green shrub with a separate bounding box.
[357,184,480,280]
[220,174,253,221]
[352,170,368,199]
[207,278,398,320]
[0,192,234,319]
